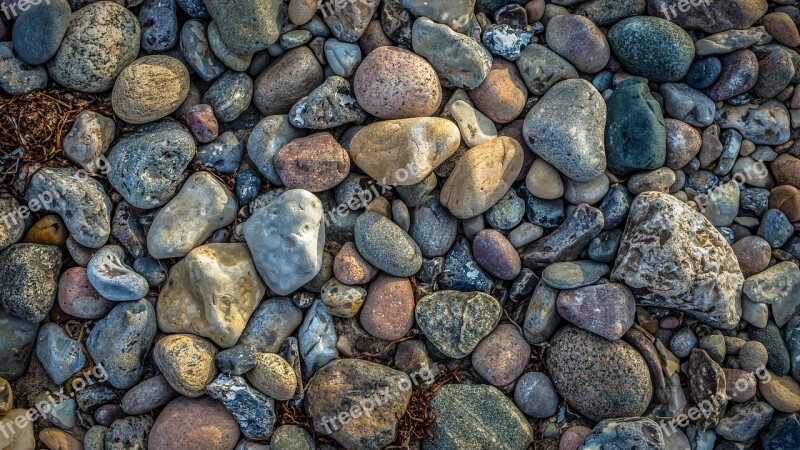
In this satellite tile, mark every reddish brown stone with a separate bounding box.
[469,58,527,124]
[39,428,83,450]
[360,274,415,340]
[772,153,800,189]
[723,368,757,403]
[58,267,114,319]
[186,104,218,144]
[274,132,350,192]
[471,323,530,387]
[148,396,239,450]
[770,185,800,222]
[334,242,379,285]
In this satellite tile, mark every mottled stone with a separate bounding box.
[415,290,501,358]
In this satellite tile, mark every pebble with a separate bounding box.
[87,245,149,301]
[274,133,350,192]
[523,79,606,182]
[410,192,458,258]
[203,71,253,123]
[770,185,800,222]
[349,117,460,186]
[208,21,252,72]
[520,203,603,265]
[546,14,609,73]
[139,0,178,53]
[254,46,323,116]
[757,208,794,248]
[40,428,84,450]
[556,283,635,341]
[320,278,366,318]
[670,327,698,358]
[450,100,497,147]
[306,359,410,449]
[360,274,415,341]
[0,42,47,94]
[36,322,86,384]
[107,121,196,209]
[761,413,800,449]
[354,211,422,277]
[471,323,530,387]
[695,27,771,56]
[121,375,178,415]
[547,326,652,421]
[542,260,609,289]
[705,50,759,101]
[324,40,361,78]
[247,115,305,185]
[403,0,474,33]
[559,426,593,450]
[24,167,113,248]
[243,189,325,295]
[11,0,71,65]
[481,24,534,62]
[148,396,240,450]
[0,312,37,380]
[514,372,558,419]
[412,17,492,89]
[764,12,800,47]
[112,55,189,124]
[563,174,609,204]
[686,57,722,89]
[238,298,303,353]
[439,237,493,293]
[0,243,61,323]
[0,198,24,251]
[605,78,666,176]
[186,104,219,143]
[760,372,800,413]
[751,322,791,376]
[472,229,522,280]
[485,189,525,230]
[743,261,800,326]
[588,229,622,263]
[87,299,157,389]
[773,154,800,189]
[425,384,533,449]
[441,137,523,219]
[415,290,501,358]
[611,192,743,329]
[246,352,296,401]
[321,0,380,43]
[198,131,245,173]
[608,16,694,82]
[516,44,578,96]
[298,299,338,376]
[353,46,441,119]
[270,425,314,450]
[84,426,108,450]
[154,333,217,397]
[289,75,366,129]
[581,418,665,449]
[63,111,115,173]
[716,401,774,441]
[204,0,281,53]
[653,0,766,34]
[333,242,378,285]
[46,1,140,92]
[526,158,564,200]
[469,58,527,124]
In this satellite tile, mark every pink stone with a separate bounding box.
[273,132,350,192]
[360,274,415,341]
[556,283,636,341]
[471,323,530,387]
[334,242,378,285]
[186,104,218,143]
[148,396,240,450]
[472,229,521,280]
[58,267,114,319]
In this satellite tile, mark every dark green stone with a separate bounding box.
[608,16,695,82]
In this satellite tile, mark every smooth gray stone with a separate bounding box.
[87,245,149,301]
[36,322,87,384]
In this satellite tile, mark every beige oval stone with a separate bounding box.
[526,158,564,200]
[112,55,190,124]
[760,372,800,413]
[441,137,524,219]
[157,243,267,348]
[154,334,218,397]
[350,117,461,186]
[246,353,297,401]
[39,428,83,450]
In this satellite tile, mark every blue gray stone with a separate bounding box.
[206,374,276,439]
[235,169,262,205]
[581,417,665,450]
[686,57,722,89]
[133,257,168,288]
[11,0,71,65]
[289,75,366,129]
[239,298,303,353]
[757,209,794,248]
[607,16,695,82]
[482,24,533,61]
[87,245,149,301]
[542,260,609,290]
[439,237,493,293]
[485,189,525,231]
[247,115,305,185]
[410,192,458,258]
[355,211,422,277]
[24,167,113,248]
[107,121,196,209]
[104,416,152,450]
[0,310,39,380]
[750,322,791,376]
[87,299,157,389]
[216,345,257,376]
[36,323,87,384]
[0,42,48,94]
[139,0,178,53]
[203,71,254,122]
[521,204,604,266]
[588,229,622,263]
[180,20,226,81]
[521,188,565,228]
[298,299,338,377]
